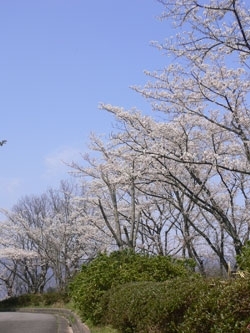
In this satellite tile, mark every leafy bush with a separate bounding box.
[101,275,205,333]
[0,294,42,308]
[101,276,250,333]
[0,291,69,309]
[179,278,250,333]
[69,250,194,324]
[42,291,70,305]
[237,241,250,272]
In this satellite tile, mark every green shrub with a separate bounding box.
[42,291,70,305]
[69,250,193,324]
[0,293,43,308]
[101,276,250,333]
[0,291,69,309]
[237,241,250,272]
[101,275,205,333]
[179,278,250,333]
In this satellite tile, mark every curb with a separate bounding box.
[11,308,90,333]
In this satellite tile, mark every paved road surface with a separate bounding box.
[0,312,71,333]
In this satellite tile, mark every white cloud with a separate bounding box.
[43,146,82,180]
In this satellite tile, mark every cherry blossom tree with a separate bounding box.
[71,133,144,251]
[0,180,101,295]
[98,0,250,273]
[71,134,199,263]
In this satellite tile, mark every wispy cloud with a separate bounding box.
[43,146,82,180]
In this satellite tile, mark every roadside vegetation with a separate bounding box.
[1,249,250,332]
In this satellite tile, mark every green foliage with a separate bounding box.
[0,294,42,308]
[101,276,205,333]
[42,291,70,306]
[0,291,69,309]
[86,320,118,333]
[3,265,250,332]
[101,276,250,333]
[179,278,250,333]
[69,250,192,324]
[237,241,250,272]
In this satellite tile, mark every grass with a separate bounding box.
[91,328,118,333]
[86,323,118,333]
[66,304,118,333]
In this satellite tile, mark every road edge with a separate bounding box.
[11,308,90,333]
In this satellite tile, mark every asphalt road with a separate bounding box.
[0,312,71,333]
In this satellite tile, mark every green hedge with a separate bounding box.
[102,277,250,333]
[69,250,194,324]
[179,278,250,333]
[101,276,205,333]
[0,291,69,309]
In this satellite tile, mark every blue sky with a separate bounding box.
[0,0,171,210]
